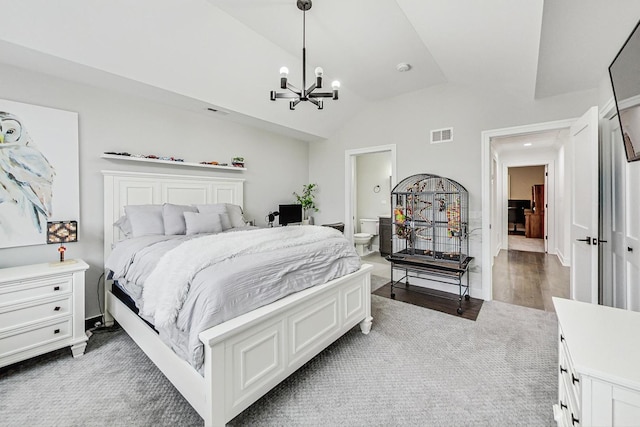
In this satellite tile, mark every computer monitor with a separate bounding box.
[278,204,302,226]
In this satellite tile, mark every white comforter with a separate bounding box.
[106,226,361,373]
[142,225,354,328]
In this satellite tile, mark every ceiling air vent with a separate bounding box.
[430,127,453,144]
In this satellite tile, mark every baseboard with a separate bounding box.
[556,249,569,267]
[85,314,104,331]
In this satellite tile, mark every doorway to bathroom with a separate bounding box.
[344,145,397,280]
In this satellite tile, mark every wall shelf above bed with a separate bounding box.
[100,153,247,171]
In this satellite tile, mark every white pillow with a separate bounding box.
[184,212,223,235]
[124,205,164,237]
[163,203,197,235]
[226,204,246,228]
[218,213,232,231]
[196,203,227,215]
[197,204,235,230]
[114,215,133,238]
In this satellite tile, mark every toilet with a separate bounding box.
[354,218,379,256]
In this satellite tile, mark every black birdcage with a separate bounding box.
[388,174,472,314]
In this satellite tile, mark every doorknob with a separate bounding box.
[576,236,591,245]
[593,238,607,245]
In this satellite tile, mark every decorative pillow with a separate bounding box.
[219,213,232,231]
[124,205,164,237]
[184,212,223,235]
[163,203,197,235]
[114,215,133,238]
[226,204,246,228]
[197,204,234,230]
[196,203,227,215]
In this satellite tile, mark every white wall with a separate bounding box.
[0,63,309,318]
[508,165,545,200]
[309,82,597,298]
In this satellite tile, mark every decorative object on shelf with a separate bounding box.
[46,220,78,263]
[269,0,340,110]
[101,153,244,171]
[232,156,245,167]
[293,183,318,221]
[104,151,184,162]
[266,211,279,227]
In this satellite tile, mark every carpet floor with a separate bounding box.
[1,293,558,426]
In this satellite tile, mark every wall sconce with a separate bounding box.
[266,211,279,227]
[47,221,78,263]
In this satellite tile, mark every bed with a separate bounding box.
[102,170,373,426]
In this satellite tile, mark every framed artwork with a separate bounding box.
[0,99,79,249]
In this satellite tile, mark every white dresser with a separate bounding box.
[553,297,640,426]
[0,260,90,368]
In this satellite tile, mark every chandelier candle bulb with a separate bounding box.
[279,66,289,89]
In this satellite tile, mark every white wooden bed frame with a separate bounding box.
[102,170,373,426]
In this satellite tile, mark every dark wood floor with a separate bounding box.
[492,249,569,313]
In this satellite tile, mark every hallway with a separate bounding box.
[492,249,569,313]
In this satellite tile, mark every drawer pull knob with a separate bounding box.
[572,413,580,425]
[572,374,580,385]
[53,329,60,334]
[560,401,567,410]
[54,286,60,291]
[560,366,567,374]
[54,306,61,311]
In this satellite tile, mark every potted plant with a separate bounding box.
[293,183,318,224]
[232,156,245,167]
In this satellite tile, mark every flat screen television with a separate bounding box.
[609,19,640,162]
[278,204,302,226]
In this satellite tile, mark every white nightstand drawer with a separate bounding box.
[0,275,72,306]
[0,318,72,359]
[0,295,72,332]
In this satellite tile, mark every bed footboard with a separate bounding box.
[105,264,372,427]
[199,264,373,426]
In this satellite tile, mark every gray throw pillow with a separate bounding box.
[226,204,246,228]
[184,212,223,235]
[124,205,164,237]
[163,203,197,235]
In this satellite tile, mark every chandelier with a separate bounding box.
[269,0,340,110]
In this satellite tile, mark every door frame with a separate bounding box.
[344,144,397,245]
[481,118,576,301]
[501,161,553,253]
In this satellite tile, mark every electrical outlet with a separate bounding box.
[94,321,102,328]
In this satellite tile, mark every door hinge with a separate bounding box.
[545,235,548,240]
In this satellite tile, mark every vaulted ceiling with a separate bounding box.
[1,0,640,140]
[211,0,640,102]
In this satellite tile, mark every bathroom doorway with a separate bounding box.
[345,145,396,277]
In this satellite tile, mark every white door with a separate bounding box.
[544,164,549,253]
[610,116,627,308]
[570,106,599,303]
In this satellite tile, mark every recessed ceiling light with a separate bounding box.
[396,63,412,72]
[524,143,532,147]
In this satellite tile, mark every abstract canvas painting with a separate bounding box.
[0,99,79,249]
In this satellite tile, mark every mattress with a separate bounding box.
[106,226,361,373]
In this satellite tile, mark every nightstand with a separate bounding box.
[0,259,90,368]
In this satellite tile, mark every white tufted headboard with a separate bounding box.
[102,170,244,265]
